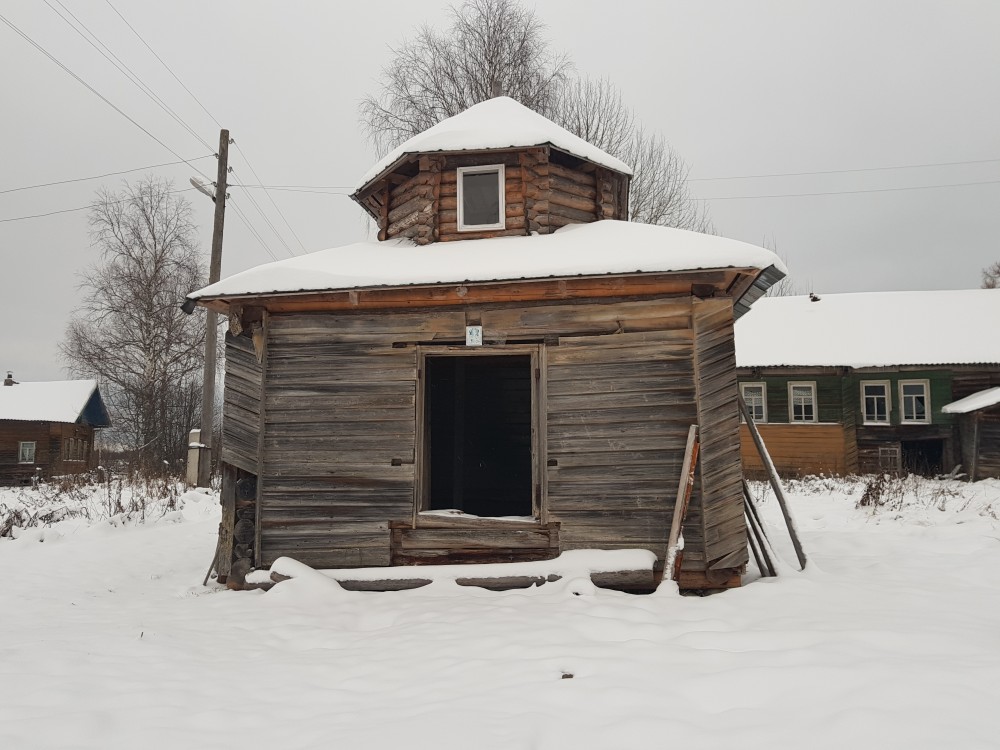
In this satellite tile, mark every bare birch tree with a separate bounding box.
[62,177,206,472]
[982,261,1000,289]
[360,1,712,232]
[360,0,571,152]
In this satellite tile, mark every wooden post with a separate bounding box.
[197,128,230,488]
[738,394,807,570]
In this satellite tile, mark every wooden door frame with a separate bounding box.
[413,344,544,527]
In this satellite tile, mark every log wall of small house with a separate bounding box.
[376,148,628,245]
[233,295,746,583]
[0,421,96,483]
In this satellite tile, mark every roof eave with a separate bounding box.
[188,266,762,315]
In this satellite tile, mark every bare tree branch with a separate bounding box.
[982,260,1000,289]
[61,177,206,472]
[360,0,571,153]
[359,2,712,233]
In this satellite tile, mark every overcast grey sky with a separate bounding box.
[2,0,998,381]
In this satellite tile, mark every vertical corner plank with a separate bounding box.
[253,310,269,568]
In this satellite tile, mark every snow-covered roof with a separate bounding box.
[189,220,784,301]
[356,97,632,190]
[942,387,1000,414]
[736,289,1000,368]
[0,380,106,424]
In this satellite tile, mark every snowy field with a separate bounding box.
[2,475,1000,750]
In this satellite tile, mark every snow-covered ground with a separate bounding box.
[2,475,1000,750]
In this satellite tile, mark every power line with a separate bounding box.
[229,167,297,258]
[0,11,211,181]
[689,157,1000,182]
[44,0,214,153]
[0,156,213,195]
[105,0,220,131]
[694,178,1000,201]
[105,1,306,254]
[232,184,355,193]
[232,146,309,253]
[0,187,198,223]
[227,197,280,262]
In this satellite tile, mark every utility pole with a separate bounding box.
[197,128,230,487]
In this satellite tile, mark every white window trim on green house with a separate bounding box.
[788,381,817,423]
[18,441,36,464]
[899,379,931,423]
[861,380,891,425]
[740,382,767,423]
[457,164,506,232]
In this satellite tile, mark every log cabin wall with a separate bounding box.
[0,421,96,484]
[242,295,741,582]
[376,147,629,244]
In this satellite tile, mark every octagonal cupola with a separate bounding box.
[351,97,632,245]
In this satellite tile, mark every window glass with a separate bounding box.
[741,383,766,422]
[901,382,929,422]
[19,441,36,464]
[460,168,503,228]
[790,383,816,422]
[862,382,889,423]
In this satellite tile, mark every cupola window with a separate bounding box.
[457,164,505,231]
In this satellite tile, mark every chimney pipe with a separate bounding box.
[3,371,15,386]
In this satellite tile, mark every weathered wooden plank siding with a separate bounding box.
[243,296,743,576]
[740,423,852,476]
[976,413,1000,480]
[691,298,748,572]
[257,311,466,568]
[545,324,696,560]
[221,333,263,474]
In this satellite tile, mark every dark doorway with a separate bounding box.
[901,439,944,476]
[426,355,533,517]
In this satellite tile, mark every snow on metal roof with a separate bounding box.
[356,97,632,190]
[189,220,784,301]
[942,387,1000,414]
[736,289,1000,368]
[0,380,101,423]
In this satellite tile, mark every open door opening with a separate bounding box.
[426,354,533,517]
[901,438,944,476]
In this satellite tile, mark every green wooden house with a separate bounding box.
[734,290,1000,478]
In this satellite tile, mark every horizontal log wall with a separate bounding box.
[374,148,631,244]
[221,333,263,474]
[0,421,95,483]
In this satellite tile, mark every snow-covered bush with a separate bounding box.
[0,470,188,539]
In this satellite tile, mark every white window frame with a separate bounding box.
[788,381,818,423]
[457,164,506,232]
[861,380,891,425]
[740,382,767,423]
[899,379,931,424]
[18,441,36,464]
